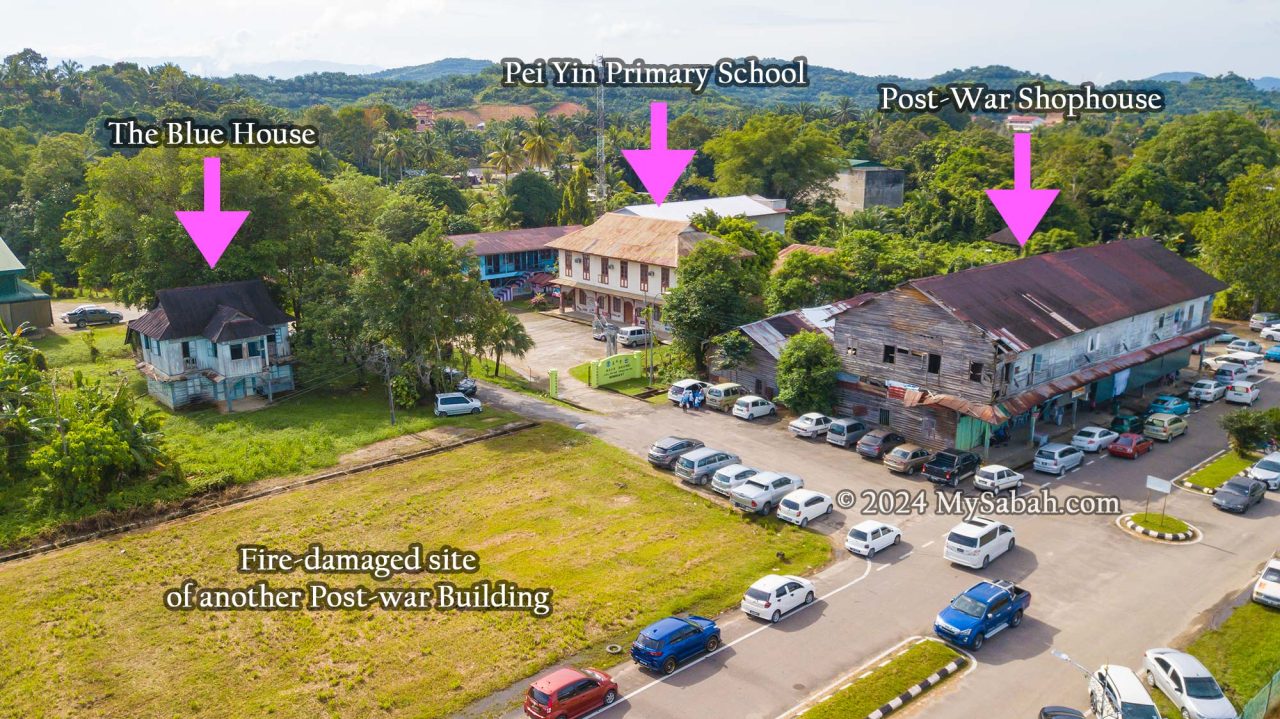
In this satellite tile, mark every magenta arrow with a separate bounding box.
[621,102,695,206]
[175,157,249,269]
[986,132,1059,247]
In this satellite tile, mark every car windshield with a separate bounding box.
[849,529,868,541]
[947,532,978,548]
[1256,460,1280,472]
[745,587,770,602]
[1222,481,1251,495]
[949,594,985,618]
[528,687,551,705]
[1263,568,1280,582]
[1184,677,1224,699]
[1116,436,1135,446]
[1118,703,1160,719]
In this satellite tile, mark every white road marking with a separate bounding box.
[921,541,935,549]
[595,561,876,712]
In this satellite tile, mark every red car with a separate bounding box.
[1108,433,1154,459]
[524,667,618,719]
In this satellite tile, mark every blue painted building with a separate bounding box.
[448,225,581,299]
[128,280,295,411]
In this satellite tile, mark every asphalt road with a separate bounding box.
[485,346,1280,719]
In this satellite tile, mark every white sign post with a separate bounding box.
[1145,475,1172,524]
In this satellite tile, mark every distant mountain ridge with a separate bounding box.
[369,58,493,82]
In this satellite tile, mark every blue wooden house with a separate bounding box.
[128,280,295,411]
[448,225,581,300]
[0,235,53,331]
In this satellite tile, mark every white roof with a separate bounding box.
[617,195,787,222]
[783,488,826,502]
[950,517,1003,536]
[851,519,894,532]
[750,574,803,591]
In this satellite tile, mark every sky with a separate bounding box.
[3,0,1278,82]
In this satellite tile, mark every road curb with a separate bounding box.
[864,655,968,719]
[1174,478,1218,496]
[0,420,539,565]
[1118,513,1200,543]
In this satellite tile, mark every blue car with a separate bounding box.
[630,616,721,675]
[1146,394,1191,416]
[1266,347,1280,362]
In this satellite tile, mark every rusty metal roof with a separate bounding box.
[547,214,751,267]
[909,238,1226,351]
[447,225,583,256]
[739,304,836,360]
[772,243,836,272]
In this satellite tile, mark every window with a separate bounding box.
[883,344,896,363]
[1157,313,1165,329]
[248,341,262,358]
[619,260,629,288]
[600,259,609,284]
[582,255,591,279]
[1031,354,1043,372]
[1087,334,1100,353]
[208,342,217,358]
[612,296,621,314]
[640,263,649,291]
[969,362,984,382]
[927,353,941,374]
[564,252,572,278]
[181,341,192,359]
[230,344,244,360]
[660,267,670,290]
[879,408,891,426]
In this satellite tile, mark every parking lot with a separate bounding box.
[485,328,1280,719]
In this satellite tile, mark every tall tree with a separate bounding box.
[765,250,857,314]
[557,164,595,225]
[487,128,524,179]
[1194,165,1280,313]
[506,170,559,228]
[774,330,839,414]
[703,113,843,202]
[488,312,534,377]
[663,241,763,374]
[521,115,558,171]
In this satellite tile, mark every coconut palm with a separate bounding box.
[521,115,559,170]
[487,128,525,180]
[488,312,534,378]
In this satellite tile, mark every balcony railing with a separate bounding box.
[222,356,265,377]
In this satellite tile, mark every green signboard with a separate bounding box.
[590,352,643,387]
[548,369,558,398]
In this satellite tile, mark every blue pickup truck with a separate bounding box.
[934,580,1031,650]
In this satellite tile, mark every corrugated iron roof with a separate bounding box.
[617,195,787,222]
[909,238,1227,350]
[547,214,751,267]
[0,235,25,274]
[447,225,583,256]
[129,280,291,341]
[739,303,837,360]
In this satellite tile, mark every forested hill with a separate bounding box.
[213,61,1280,115]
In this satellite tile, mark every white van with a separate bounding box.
[1214,362,1249,384]
[943,517,1015,569]
[1225,380,1261,406]
[1220,351,1263,377]
[617,326,650,347]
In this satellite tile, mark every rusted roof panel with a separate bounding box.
[910,238,1226,350]
[739,304,836,360]
[447,225,583,256]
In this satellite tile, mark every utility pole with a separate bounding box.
[370,344,397,426]
[594,53,607,208]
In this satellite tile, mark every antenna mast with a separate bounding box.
[594,54,607,207]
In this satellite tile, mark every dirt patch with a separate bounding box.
[337,426,472,465]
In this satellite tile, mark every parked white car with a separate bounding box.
[1245,452,1280,490]
[777,489,833,528]
[1228,338,1263,354]
[844,520,901,559]
[973,465,1024,493]
[730,471,803,514]
[1142,649,1239,719]
[1253,558,1280,608]
[710,464,758,496]
[788,413,832,438]
[433,392,482,416]
[1089,665,1161,719]
[1262,326,1280,342]
[666,379,708,404]
[1033,443,1085,475]
[1225,380,1261,406]
[1071,426,1120,453]
[740,574,815,624]
[1188,379,1228,402]
[944,517,1015,569]
[732,395,777,421]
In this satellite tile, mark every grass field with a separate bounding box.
[0,423,830,718]
[1130,513,1190,534]
[4,328,516,546]
[1183,600,1280,709]
[804,640,962,719]
[1182,453,1253,489]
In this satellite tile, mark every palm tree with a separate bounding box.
[521,115,559,170]
[412,131,441,173]
[832,97,857,125]
[489,313,534,378]
[487,128,524,180]
[483,192,522,230]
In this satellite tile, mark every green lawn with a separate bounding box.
[1130,513,1190,534]
[1183,453,1254,489]
[466,357,583,411]
[0,423,830,719]
[567,361,589,384]
[4,329,516,547]
[1185,602,1280,709]
[805,640,962,719]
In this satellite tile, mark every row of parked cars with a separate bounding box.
[1039,650,1241,719]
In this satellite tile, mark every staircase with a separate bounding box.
[491,271,535,302]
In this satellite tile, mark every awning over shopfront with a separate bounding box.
[900,325,1220,424]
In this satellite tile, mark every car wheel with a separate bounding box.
[1008,538,1016,552]
[661,657,677,675]
[471,407,481,414]
[1145,670,1157,687]
[769,408,777,416]
[604,689,617,705]
[824,504,832,516]
[705,635,720,653]
[866,547,876,559]
[892,534,901,545]
[981,555,990,569]
[770,610,782,624]
[908,466,917,476]
[972,633,984,651]
[433,410,444,417]
[799,517,808,528]
[76,320,85,329]
[1181,710,1190,719]
[804,591,815,605]
[1090,692,1101,714]
[1011,609,1023,627]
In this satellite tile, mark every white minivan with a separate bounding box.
[617,325,650,347]
[434,392,482,416]
[944,517,1015,569]
[1225,380,1261,406]
[1214,362,1249,384]
[1033,443,1084,475]
[1220,351,1263,377]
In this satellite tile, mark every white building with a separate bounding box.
[615,195,788,235]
